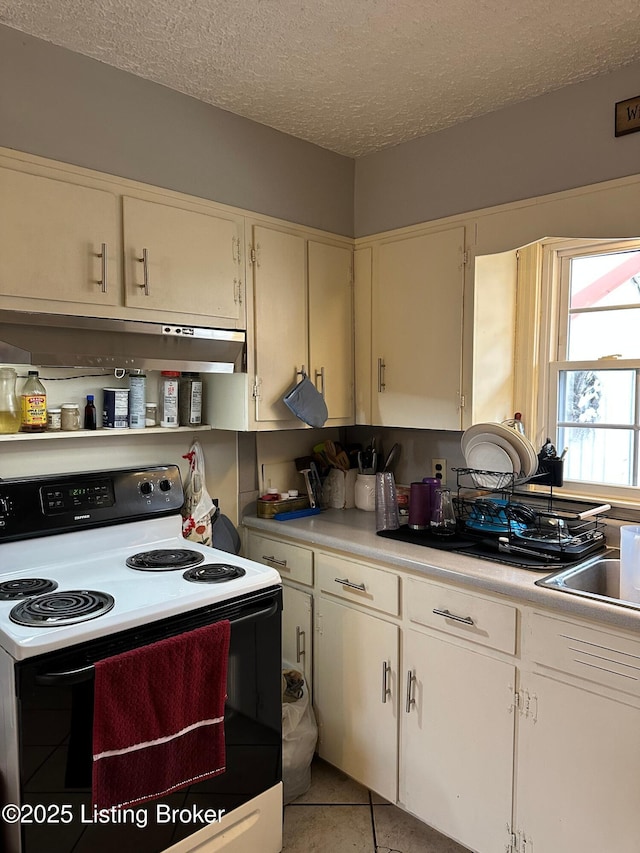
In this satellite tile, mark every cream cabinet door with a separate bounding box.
[515,672,640,852]
[282,585,313,694]
[0,167,119,307]
[315,596,399,802]
[400,628,515,853]
[123,196,243,323]
[308,241,354,421]
[372,226,465,429]
[250,224,307,424]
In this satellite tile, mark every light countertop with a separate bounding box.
[243,509,639,633]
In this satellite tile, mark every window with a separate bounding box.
[543,239,640,503]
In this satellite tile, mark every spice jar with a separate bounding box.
[0,367,20,434]
[47,408,62,431]
[145,402,158,427]
[179,372,203,426]
[61,403,81,431]
[159,371,180,428]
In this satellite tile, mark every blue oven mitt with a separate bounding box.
[283,374,328,428]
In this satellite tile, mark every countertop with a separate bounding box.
[243,509,640,633]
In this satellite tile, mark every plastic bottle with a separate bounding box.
[0,367,20,434]
[160,371,180,428]
[179,372,203,426]
[84,395,97,430]
[129,373,146,430]
[20,370,47,433]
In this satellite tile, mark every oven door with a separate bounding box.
[13,586,282,853]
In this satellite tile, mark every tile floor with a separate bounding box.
[283,758,471,853]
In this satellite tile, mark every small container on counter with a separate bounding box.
[160,371,180,428]
[128,373,146,430]
[145,402,158,427]
[46,407,62,432]
[103,388,129,429]
[179,372,203,426]
[61,403,81,431]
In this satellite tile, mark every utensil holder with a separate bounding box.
[535,458,564,487]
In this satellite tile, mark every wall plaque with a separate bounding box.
[615,95,640,137]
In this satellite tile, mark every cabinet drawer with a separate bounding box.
[316,552,399,616]
[529,612,640,697]
[406,577,517,654]
[246,533,313,587]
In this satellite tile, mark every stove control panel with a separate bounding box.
[0,465,184,541]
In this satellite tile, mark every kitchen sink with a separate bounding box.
[535,553,640,611]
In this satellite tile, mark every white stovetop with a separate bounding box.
[0,515,280,660]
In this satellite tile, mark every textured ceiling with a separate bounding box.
[2,0,640,157]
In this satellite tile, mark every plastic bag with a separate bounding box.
[181,441,216,546]
[282,666,318,804]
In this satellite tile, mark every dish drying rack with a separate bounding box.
[451,467,609,562]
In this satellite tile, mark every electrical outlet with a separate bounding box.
[431,458,447,485]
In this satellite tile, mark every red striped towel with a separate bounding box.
[92,620,230,810]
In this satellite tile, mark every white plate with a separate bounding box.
[464,442,513,488]
[464,432,522,475]
[462,422,539,482]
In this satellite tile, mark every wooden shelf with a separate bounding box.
[0,425,213,442]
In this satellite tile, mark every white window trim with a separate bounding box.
[532,237,640,509]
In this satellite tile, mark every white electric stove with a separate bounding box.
[0,465,283,853]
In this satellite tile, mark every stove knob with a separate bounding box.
[140,481,154,495]
[159,479,172,492]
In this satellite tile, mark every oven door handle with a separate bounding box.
[34,599,280,686]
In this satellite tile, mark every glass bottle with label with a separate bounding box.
[20,370,47,433]
[0,367,21,434]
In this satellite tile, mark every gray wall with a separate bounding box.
[355,61,640,236]
[0,25,354,237]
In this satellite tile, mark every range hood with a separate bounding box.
[0,310,246,373]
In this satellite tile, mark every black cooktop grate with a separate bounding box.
[9,590,115,626]
[0,578,58,600]
[126,549,205,572]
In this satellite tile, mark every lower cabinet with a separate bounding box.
[315,596,399,803]
[282,585,313,693]
[513,612,640,852]
[244,524,640,852]
[400,628,515,853]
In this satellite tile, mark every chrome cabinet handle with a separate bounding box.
[97,242,108,293]
[315,367,325,397]
[262,554,288,569]
[137,247,150,295]
[378,357,386,392]
[405,670,416,713]
[334,577,366,591]
[295,626,305,663]
[432,607,475,626]
[381,661,391,704]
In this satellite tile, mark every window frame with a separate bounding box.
[537,237,640,507]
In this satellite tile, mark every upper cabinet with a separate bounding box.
[213,221,354,431]
[0,151,245,329]
[361,224,466,430]
[308,240,353,422]
[0,166,120,308]
[123,196,243,323]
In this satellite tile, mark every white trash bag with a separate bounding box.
[181,441,216,546]
[282,666,318,804]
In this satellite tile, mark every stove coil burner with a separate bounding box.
[9,590,115,627]
[0,578,58,601]
[183,564,247,584]
[126,549,206,572]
